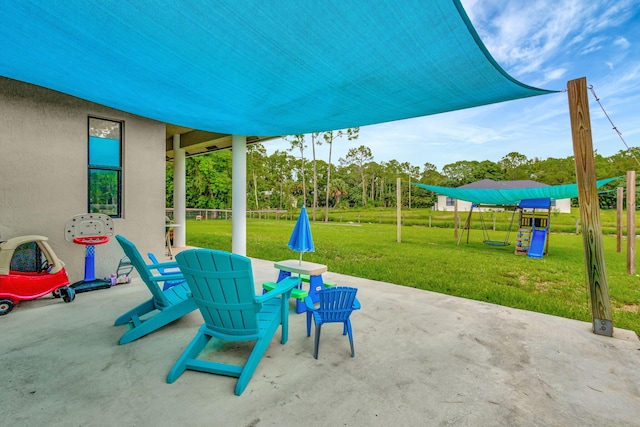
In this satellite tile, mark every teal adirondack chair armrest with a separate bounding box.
[148,273,185,284]
[147,256,185,291]
[353,298,362,310]
[256,276,301,303]
[148,261,181,271]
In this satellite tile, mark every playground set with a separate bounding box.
[460,198,551,258]
[415,177,620,259]
[513,198,551,258]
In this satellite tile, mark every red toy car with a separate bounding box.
[0,235,75,315]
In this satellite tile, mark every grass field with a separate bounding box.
[185,211,640,335]
[231,206,637,235]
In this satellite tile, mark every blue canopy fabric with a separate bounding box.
[413,177,620,205]
[288,206,315,262]
[0,1,556,136]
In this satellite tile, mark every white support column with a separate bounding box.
[173,134,186,248]
[232,135,247,255]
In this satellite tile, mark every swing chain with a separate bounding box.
[588,84,640,168]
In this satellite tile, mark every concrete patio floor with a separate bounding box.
[2,256,640,426]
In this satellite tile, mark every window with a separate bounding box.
[446,197,455,207]
[88,117,122,217]
[10,241,44,273]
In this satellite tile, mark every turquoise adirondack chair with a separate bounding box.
[305,286,361,359]
[167,248,300,396]
[114,235,197,345]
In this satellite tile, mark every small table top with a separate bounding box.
[274,259,327,276]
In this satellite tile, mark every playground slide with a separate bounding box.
[527,229,547,259]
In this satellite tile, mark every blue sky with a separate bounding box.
[265,0,640,172]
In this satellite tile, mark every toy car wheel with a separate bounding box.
[0,299,14,315]
[52,288,62,298]
[61,287,76,303]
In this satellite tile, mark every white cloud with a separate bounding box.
[614,37,631,49]
[459,0,636,79]
[580,36,607,54]
[542,68,568,84]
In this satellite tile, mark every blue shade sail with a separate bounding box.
[89,136,120,167]
[288,206,315,261]
[0,1,556,136]
[413,177,621,205]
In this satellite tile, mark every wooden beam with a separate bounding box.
[567,77,612,337]
[616,186,623,253]
[457,207,473,246]
[453,199,459,239]
[627,171,636,274]
[397,177,401,243]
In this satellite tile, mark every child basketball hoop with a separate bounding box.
[64,214,114,293]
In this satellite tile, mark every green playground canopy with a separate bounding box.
[0,1,556,136]
[413,177,620,205]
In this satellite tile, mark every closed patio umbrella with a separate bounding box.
[288,205,314,264]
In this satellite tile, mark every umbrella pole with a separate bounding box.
[299,252,302,264]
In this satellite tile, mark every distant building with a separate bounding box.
[434,179,572,213]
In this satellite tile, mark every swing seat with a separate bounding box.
[483,240,510,247]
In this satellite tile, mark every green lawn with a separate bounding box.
[186,214,640,335]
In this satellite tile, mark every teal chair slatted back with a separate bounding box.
[168,248,300,395]
[176,249,261,338]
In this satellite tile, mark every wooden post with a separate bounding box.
[627,171,636,275]
[453,199,459,239]
[458,207,473,246]
[567,77,612,336]
[575,218,579,235]
[397,177,401,243]
[617,186,623,253]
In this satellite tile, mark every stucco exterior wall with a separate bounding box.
[0,77,166,283]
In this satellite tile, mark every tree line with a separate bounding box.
[166,131,640,214]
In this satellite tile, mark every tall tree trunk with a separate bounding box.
[325,142,332,223]
[301,153,306,207]
[253,169,259,209]
[312,134,317,221]
[361,172,366,206]
[370,176,375,200]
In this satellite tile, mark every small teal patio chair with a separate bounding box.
[167,248,300,396]
[305,286,361,359]
[114,235,197,345]
[147,252,185,290]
